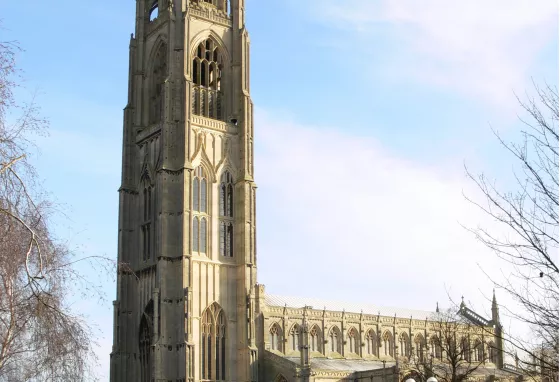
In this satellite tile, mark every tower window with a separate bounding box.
[141,185,153,261]
[148,1,158,22]
[192,39,223,120]
[192,166,209,254]
[149,43,167,125]
[219,171,234,257]
[201,303,226,381]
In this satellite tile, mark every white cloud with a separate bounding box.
[255,108,513,315]
[306,0,557,108]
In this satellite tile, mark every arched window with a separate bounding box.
[329,326,342,354]
[414,334,425,362]
[219,171,234,257]
[149,43,167,124]
[474,340,484,362]
[269,323,282,352]
[382,331,394,357]
[431,335,442,359]
[399,332,410,357]
[460,337,471,362]
[310,326,321,353]
[488,341,497,363]
[141,184,153,261]
[290,325,300,352]
[275,375,288,382]
[348,328,358,354]
[192,166,208,254]
[192,38,224,120]
[139,301,154,382]
[201,303,226,381]
[366,330,378,356]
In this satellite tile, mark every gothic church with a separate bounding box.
[109,1,515,381]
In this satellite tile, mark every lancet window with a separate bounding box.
[399,332,410,357]
[382,331,394,357]
[219,171,234,257]
[201,303,226,380]
[430,335,442,359]
[269,323,282,352]
[474,340,484,362]
[192,166,208,254]
[414,334,425,362]
[149,43,167,125]
[348,328,358,354]
[139,301,154,382]
[488,341,497,363]
[329,326,342,354]
[310,326,321,352]
[366,330,378,356]
[460,337,471,362]
[192,38,224,120]
[289,325,300,352]
[141,175,154,261]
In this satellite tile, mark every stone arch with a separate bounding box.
[139,300,154,382]
[381,330,394,358]
[274,374,288,382]
[398,332,410,357]
[288,323,301,352]
[414,333,425,361]
[190,30,231,65]
[146,37,168,125]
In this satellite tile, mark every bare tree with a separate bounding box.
[464,83,558,381]
[401,309,490,382]
[0,35,108,380]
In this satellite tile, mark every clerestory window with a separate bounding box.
[192,39,224,120]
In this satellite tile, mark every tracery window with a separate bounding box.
[460,337,471,362]
[149,43,167,125]
[201,303,226,380]
[366,330,378,356]
[141,184,153,261]
[139,301,154,382]
[290,325,300,352]
[192,166,208,254]
[192,39,224,120]
[148,0,158,21]
[414,334,425,362]
[488,341,497,363]
[329,326,342,354]
[269,323,282,352]
[348,328,358,354]
[431,336,442,359]
[399,332,410,357]
[382,331,394,357]
[310,326,321,353]
[219,171,234,257]
[474,340,484,362]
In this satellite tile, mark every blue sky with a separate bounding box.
[1,0,558,378]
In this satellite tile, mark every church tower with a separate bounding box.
[110,1,258,381]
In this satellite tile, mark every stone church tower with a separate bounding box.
[110,1,258,381]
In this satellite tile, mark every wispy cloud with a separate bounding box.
[303,0,557,107]
[255,108,510,313]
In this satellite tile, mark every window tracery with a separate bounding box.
[149,43,167,125]
[348,328,358,354]
[192,166,208,254]
[399,332,410,357]
[366,330,378,356]
[219,171,234,257]
[141,184,153,261]
[488,341,497,363]
[192,38,224,120]
[139,301,154,382]
[414,334,425,362]
[269,323,282,352]
[289,325,300,352]
[201,303,226,380]
[430,335,442,359]
[474,339,484,362]
[329,326,342,354]
[460,337,471,362]
[310,326,321,353]
[382,331,394,357]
